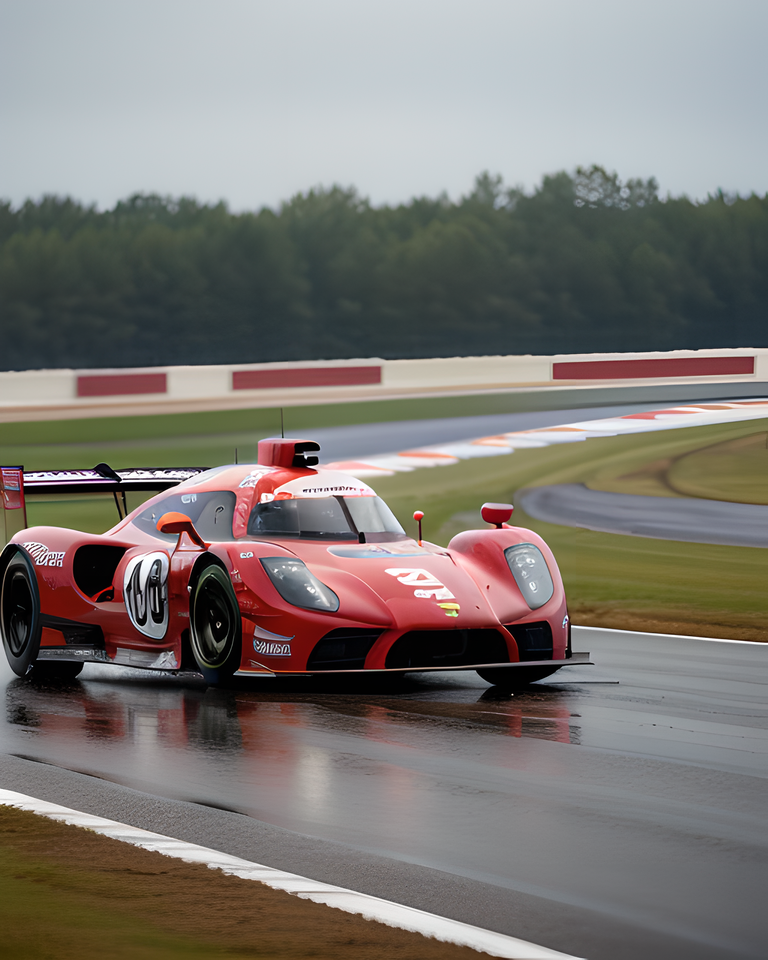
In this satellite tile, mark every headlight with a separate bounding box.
[504,543,554,609]
[261,558,340,612]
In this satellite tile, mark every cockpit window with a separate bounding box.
[247,496,406,542]
[133,491,236,542]
[344,497,404,537]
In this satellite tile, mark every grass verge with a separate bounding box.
[0,805,487,960]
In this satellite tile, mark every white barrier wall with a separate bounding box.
[0,348,765,411]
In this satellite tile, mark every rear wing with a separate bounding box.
[1,464,209,546]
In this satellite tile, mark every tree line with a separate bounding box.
[1,166,766,371]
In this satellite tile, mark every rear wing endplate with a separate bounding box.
[1,467,28,546]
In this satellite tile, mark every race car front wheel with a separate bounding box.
[189,563,241,684]
[1,550,42,678]
[476,665,560,689]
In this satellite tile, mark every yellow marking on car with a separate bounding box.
[438,602,460,618]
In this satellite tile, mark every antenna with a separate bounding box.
[235,448,239,464]
[280,408,285,439]
[413,510,424,546]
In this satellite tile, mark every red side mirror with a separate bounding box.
[481,502,513,528]
[156,512,208,548]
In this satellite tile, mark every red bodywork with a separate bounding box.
[1,439,573,680]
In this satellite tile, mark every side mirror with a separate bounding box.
[481,502,513,529]
[156,512,208,548]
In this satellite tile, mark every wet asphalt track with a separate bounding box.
[1,628,767,960]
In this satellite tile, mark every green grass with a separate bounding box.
[665,431,768,504]
[581,420,768,500]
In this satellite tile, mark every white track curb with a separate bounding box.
[0,789,583,960]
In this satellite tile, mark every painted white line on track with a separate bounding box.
[572,625,768,646]
[0,789,583,960]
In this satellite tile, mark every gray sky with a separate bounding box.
[2,0,767,211]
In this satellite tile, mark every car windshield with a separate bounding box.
[247,496,406,542]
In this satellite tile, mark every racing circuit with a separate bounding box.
[2,398,767,960]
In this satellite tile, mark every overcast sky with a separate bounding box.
[2,0,766,211]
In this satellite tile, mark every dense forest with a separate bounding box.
[0,166,766,371]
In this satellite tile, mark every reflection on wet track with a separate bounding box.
[2,628,768,960]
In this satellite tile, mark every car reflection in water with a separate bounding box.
[3,671,581,757]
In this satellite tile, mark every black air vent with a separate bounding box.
[73,545,127,599]
[40,613,105,647]
[385,629,510,670]
[307,629,382,670]
[505,621,553,661]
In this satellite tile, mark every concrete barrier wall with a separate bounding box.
[0,348,765,410]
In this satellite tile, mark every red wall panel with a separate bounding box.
[77,373,168,397]
[552,356,754,380]
[233,366,382,390]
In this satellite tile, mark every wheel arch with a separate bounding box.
[0,541,23,582]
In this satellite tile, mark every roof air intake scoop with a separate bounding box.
[257,439,320,469]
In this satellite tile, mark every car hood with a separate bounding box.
[292,539,501,628]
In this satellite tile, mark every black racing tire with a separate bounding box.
[30,661,84,682]
[189,564,242,684]
[1,550,42,678]
[476,665,560,689]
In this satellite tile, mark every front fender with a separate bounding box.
[447,526,568,654]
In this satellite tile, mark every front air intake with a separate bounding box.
[307,629,382,670]
[505,621,553,661]
[385,629,510,670]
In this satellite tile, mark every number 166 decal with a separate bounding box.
[124,552,170,639]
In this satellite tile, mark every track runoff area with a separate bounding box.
[0,789,580,960]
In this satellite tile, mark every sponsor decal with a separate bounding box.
[275,473,375,500]
[300,485,365,495]
[181,494,197,504]
[240,551,254,559]
[123,551,170,640]
[384,567,455,600]
[253,639,292,658]
[239,467,276,489]
[438,602,460,618]
[21,542,66,567]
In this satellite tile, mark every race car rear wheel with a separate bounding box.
[1,550,42,678]
[476,665,560,689]
[189,564,241,684]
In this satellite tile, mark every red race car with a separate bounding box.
[1,439,589,687]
